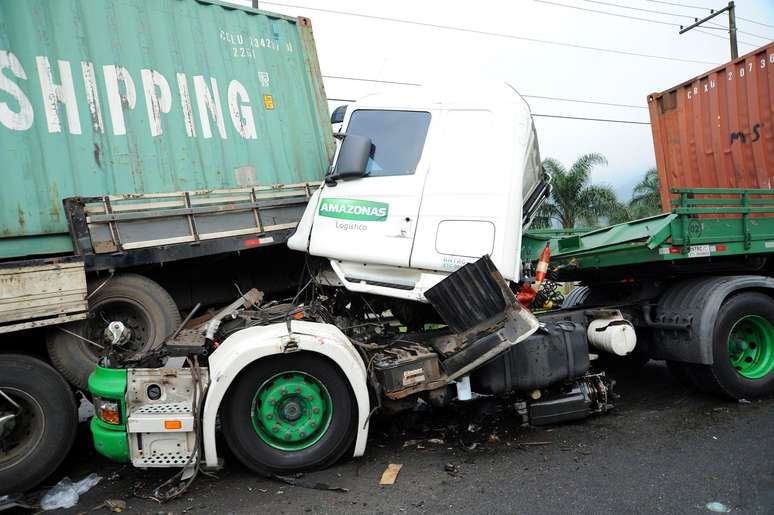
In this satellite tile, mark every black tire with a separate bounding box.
[687,292,774,399]
[562,285,590,309]
[47,274,180,389]
[222,353,357,475]
[0,354,77,495]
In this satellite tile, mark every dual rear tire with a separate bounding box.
[668,292,774,399]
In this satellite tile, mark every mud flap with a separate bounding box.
[424,256,539,379]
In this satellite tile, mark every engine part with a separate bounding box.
[105,321,131,347]
[587,317,637,356]
[424,256,539,380]
[372,343,444,398]
[470,322,590,395]
[528,374,610,426]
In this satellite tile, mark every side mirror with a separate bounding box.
[326,134,371,184]
[330,105,347,124]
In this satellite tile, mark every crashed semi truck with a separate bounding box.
[0,0,332,494]
[85,42,774,483]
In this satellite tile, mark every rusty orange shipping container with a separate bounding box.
[648,42,774,210]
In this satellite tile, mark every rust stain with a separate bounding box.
[48,182,61,221]
[93,143,102,168]
[16,204,25,227]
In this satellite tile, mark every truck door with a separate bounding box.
[309,109,433,268]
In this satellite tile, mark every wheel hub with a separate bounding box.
[0,388,44,468]
[728,315,774,380]
[251,372,332,451]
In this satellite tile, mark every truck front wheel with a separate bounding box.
[688,292,774,399]
[47,274,180,390]
[0,355,77,495]
[222,353,357,475]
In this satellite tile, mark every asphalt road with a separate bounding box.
[21,362,774,514]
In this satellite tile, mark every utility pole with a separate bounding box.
[679,1,739,60]
[252,0,259,8]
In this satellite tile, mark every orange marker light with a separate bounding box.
[164,420,182,430]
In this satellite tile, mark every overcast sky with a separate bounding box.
[233,0,774,200]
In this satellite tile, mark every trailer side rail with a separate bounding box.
[64,183,320,271]
[522,188,774,270]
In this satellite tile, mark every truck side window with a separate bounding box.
[346,110,431,177]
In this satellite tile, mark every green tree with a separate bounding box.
[532,153,627,229]
[628,167,662,219]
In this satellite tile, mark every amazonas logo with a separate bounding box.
[318,198,389,222]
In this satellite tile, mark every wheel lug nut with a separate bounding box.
[307,395,313,401]
[267,414,273,420]
[269,398,277,406]
[309,421,316,428]
[312,407,320,414]
[295,387,301,394]
[280,387,287,395]
[299,431,306,438]
[285,431,292,440]
[272,425,279,433]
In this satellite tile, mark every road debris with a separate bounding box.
[379,464,403,485]
[444,463,461,477]
[40,473,102,511]
[273,474,349,493]
[705,501,732,513]
[94,499,126,512]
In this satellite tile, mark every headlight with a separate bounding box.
[94,397,121,425]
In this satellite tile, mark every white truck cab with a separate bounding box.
[91,83,618,486]
[289,82,547,302]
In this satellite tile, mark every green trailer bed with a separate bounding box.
[522,188,774,276]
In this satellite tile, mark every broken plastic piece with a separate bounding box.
[40,474,102,511]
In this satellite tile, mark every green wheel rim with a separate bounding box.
[250,371,333,451]
[727,315,774,379]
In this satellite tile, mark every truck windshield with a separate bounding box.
[346,110,431,177]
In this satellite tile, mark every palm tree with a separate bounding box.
[628,167,662,219]
[532,153,627,229]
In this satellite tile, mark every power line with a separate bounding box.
[739,16,774,31]
[540,0,770,41]
[321,76,650,109]
[326,98,651,124]
[645,0,712,10]
[645,0,774,31]
[585,0,701,20]
[533,114,651,125]
[260,1,718,65]
[523,94,647,109]
[323,75,421,87]
[587,0,726,29]
[695,28,758,47]
[535,0,682,27]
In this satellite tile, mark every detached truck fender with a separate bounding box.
[201,320,370,469]
[651,275,774,364]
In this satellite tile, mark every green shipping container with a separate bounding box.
[0,0,333,259]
